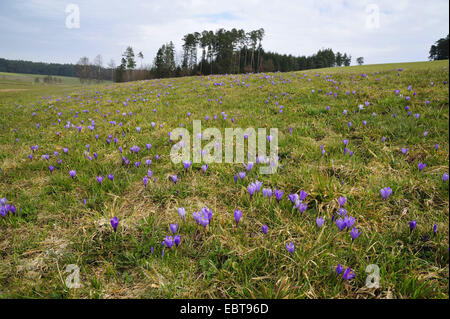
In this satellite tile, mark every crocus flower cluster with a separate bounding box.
[333,264,356,280]
[335,215,356,231]
[163,234,181,249]
[0,198,16,218]
[193,207,213,228]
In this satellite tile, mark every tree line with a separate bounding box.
[429,34,449,61]
[113,28,353,82]
[0,58,78,77]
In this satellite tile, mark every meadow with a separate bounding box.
[0,60,448,299]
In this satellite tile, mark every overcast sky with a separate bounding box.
[0,0,448,67]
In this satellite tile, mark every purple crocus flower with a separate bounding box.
[178,207,186,221]
[401,148,408,154]
[164,236,174,248]
[238,171,246,180]
[262,188,272,200]
[350,227,362,242]
[254,180,262,193]
[169,223,178,234]
[171,175,178,184]
[418,162,426,171]
[316,217,325,228]
[297,202,307,214]
[97,176,103,185]
[0,206,8,218]
[299,190,308,201]
[338,196,346,207]
[202,207,213,222]
[335,264,344,276]
[110,216,119,232]
[183,160,192,172]
[234,209,242,227]
[344,216,356,229]
[201,164,208,173]
[443,173,449,182]
[335,218,346,231]
[274,189,283,203]
[108,174,114,181]
[247,184,256,199]
[337,208,348,216]
[289,193,299,204]
[380,187,392,200]
[69,170,76,179]
[174,235,181,247]
[286,242,295,254]
[143,175,149,187]
[433,224,438,235]
[343,267,356,280]
[262,224,268,235]
[409,220,416,233]
[49,165,54,173]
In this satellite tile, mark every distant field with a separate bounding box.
[0,60,448,299]
[0,72,111,96]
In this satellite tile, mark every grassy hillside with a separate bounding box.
[0,60,448,298]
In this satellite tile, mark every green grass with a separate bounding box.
[0,60,448,299]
